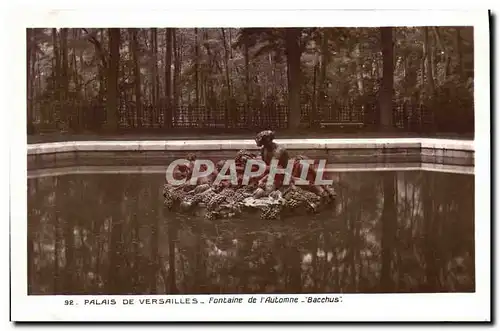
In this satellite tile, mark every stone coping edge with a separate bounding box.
[27,138,474,155]
[27,162,474,179]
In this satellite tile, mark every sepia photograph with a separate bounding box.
[9,8,490,322]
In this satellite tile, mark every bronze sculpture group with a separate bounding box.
[162,130,337,220]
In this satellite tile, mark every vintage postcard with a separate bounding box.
[8,8,491,322]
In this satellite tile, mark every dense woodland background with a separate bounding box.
[26,27,474,135]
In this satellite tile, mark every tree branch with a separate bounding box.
[82,28,108,69]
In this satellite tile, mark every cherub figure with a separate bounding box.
[254,130,289,168]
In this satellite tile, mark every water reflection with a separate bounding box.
[27,171,475,294]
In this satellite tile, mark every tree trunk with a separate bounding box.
[317,30,329,124]
[72,29,79,92]
[312,58,318,125]
[173,29,180,115]
[285,28,302,130]
[52,28,60,99]
[201,69,206,108]
[151,28,159,108]
[203,30,218,124]
[423,27,435,95]
[229,29,233,58]
[456,27,464,78]
[194,28,200,109]
[220,28,232,99]
[432,27,450,82]
[71,29,84,131]
[60,28,69,99]
[221,28,234,127]
[431,46,436,87]
[36,50,42,100]
[60,28,69,129]
[30,33,37,110]
[97,29,106,106]
[129,28,142,128]
[355,43,365,96]
[79,45,86,98]
[379,27,394,131]
[243,32,251,125]
[105,28,120,131]
[420,54,425,91]
[164,28,173,128]
[268,53,274,98]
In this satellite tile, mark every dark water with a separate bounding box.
[27,170,475,295]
